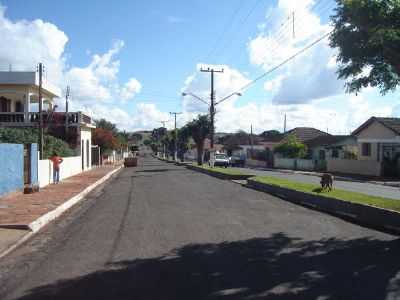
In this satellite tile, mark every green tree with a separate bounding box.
[223,130,252,153]
[177,125,191,161]
[0,128,74,158]
[274,135,307,158]
[259,130,282,138]
[95,119,119,135]
[186,115,211,165]
[330,0,400,94]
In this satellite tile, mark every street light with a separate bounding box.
[182,91,241,165]
[181,92,209,105]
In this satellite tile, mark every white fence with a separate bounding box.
[245,159,267,168]
[327,159,382,177]
[274,157,315,171]
[38,156,83,187]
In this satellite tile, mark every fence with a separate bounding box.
[38,156,83,187]
[327,159,382,177]
[0,143,38,196]
[274,157,316,171]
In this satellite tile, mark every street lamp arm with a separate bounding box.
[182,92,210,106]
[215,92,242,105]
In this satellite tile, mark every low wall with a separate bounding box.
[327,159,382,177]
[274,157,315,171]
[274,158,295,169]
[296,159,315,171]
[0,144,24,196]
[245,159,267,168]
[38,156,84,187]
[247,179,400,234]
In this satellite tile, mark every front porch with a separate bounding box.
[0,111,94,127]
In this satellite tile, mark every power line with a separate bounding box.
[228,0,334,67]
[205,0,245,63]
[213,0,265,62]
[218,30,332,104]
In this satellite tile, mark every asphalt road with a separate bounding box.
[236,167,400,200]
[1,155,399,300]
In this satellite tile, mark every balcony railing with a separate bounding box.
[0,112,93,127]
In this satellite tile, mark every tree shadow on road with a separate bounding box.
[13,233,400,300]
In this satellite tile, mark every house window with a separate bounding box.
[332,149,339,158]
[362,143,371,156]
[319,150,326,160]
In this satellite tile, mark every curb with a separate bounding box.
[186,165,254,180]
[246,179,400,235]
[0,166,123,259]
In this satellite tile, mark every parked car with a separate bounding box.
[229,155,245,167]
[213,153,230,167]
[124,156,138,167]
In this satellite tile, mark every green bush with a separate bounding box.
[0,128,75,158]
[274,135,307,158]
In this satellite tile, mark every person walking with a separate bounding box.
[50,152,63,184]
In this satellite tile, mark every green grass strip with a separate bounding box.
[193,164,251,176]
[252,176,400,212]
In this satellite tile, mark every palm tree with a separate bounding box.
[187,115,211,165]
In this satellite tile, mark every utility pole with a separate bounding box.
[160,120,168,158]
[292,11,295,39]
[38,63,44,159]
[170,112,182,161]
[284,113,287,133]
[65,85,70,139]
[250,124,254,158]
[200,67,223,166]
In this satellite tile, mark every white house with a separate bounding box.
[327,117,400,177]
[0,71,95,185]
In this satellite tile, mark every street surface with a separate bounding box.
[236,167,400,200]
[0,155,399,299]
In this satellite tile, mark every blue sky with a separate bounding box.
[0,0,398,133]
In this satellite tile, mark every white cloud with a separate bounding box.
[248,0,339,104]
[181,64,250,113]
[0,6,142,112]
[64,40,143,104]
[0,5,67,84]
[119,78,142,101]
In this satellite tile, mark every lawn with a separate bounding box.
[252,176,400,212]
[195,164,251,176]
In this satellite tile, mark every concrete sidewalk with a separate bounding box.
[0,165,122,258]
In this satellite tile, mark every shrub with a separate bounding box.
[274,135,307,158]
[0,128,75,158]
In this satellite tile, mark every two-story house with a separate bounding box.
[0,71,95,171]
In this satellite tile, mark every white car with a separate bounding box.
[213,153,230,167]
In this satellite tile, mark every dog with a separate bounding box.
[320,173,334,191]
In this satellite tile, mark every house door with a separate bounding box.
[86,140,90,168]
[24,144,31,185]
[0,97,11,112]
[81,141,85,170]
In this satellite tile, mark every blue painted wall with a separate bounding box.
[0,143,24,196]
[30,143,38,185]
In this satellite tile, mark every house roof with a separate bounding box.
[283,127,329,143]
[305,135,353,148]
[352,117,400,136]
[260,134,284,143]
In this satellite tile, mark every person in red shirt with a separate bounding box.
[49,152,63,184]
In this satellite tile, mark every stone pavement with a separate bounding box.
[0,166,119,228]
